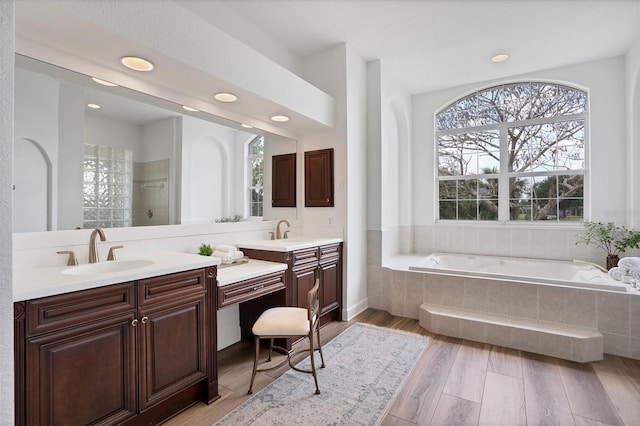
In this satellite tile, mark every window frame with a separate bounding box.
[434,80,590,225]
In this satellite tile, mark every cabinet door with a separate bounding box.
[304,148,334,207]
[138,293,207,411]
[26,313,137,426]
[293,266,317,309]
[272,153,296,207]
[319,260,340,315]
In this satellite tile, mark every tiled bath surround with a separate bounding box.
[368,226,640,360]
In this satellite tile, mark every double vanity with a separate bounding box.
[13,236,342,426]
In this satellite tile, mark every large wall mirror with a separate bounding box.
[14,55,297,233]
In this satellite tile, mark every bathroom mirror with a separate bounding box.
[13,55,297,233]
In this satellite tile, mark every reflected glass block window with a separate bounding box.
[83,144,133,228]
[247,136,264,217]
[436,82,587,222]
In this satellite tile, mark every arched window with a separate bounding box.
[436,82,587,222]
[247,136,264,217]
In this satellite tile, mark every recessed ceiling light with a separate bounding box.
[491,53,509,63]
[87,103,101,109]
[214,92,238,103]
[91,77,118,87]
[270,115,289,123]
[120,56,154,72]
[182,105,199,112]
[241,123,253,129]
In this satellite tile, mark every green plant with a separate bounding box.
[198,243,213,256]
[575,221,640,256]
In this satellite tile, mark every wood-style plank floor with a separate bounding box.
[164,309,640,425]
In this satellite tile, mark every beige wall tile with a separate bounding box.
[485,280,513,316]
[537,286,567,324]
[442,276,466,308]
[597,292,630,335]
[510,284,538,320]
[602,332,630,358]
[563,288,597,328]
[464,279,488,312]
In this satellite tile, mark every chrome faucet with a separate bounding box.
[88,228,106,263]
[276,219,290,239]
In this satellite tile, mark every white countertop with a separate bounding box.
[217,259,288,287]
[239,236,343,252]
[13,251,221,302]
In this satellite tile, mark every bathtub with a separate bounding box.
[408,252,629,292]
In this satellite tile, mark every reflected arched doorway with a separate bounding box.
[13,138,52,232]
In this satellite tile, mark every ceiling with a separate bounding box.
[13,0,640,130]
[217,0,640,94]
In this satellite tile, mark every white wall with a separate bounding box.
[86,114,144,160]
[57,83,85,230]
[344,46,369,319]
[626,34,640,229]
[143,117,181,225]
[0,1,14,423]
[14,68,58,232]
[301,43,369,319]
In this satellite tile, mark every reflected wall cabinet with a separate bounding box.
[304,148,334,207]
[272,153,296,207]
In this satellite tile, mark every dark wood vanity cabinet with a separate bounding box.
[14,267,218,426]
[239,243,342,326]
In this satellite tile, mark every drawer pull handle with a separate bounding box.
[253,285,265,291]
[141,316,149,324]
[131,319,138,327]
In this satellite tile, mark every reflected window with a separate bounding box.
[83,144,133,228]
[436,82,587,222]
[247,136,264,217]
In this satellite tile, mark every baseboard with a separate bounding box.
[344,297,368,321]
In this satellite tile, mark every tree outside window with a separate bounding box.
[436,82,587,222]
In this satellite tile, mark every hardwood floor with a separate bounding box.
[164,309,640,425]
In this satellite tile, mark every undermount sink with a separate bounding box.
[63,259,155,276]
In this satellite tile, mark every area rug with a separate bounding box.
[214,322,429,425]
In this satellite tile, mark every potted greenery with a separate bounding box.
[576,221,640,269]
[198,243,213,256]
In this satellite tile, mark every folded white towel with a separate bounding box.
[608,266,622,281]
[214,244,238,253]
[234,250,245,261]
[212,250,235,264]
[618,257,640,271]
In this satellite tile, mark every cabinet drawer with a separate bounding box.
[292,247,319,268]
[139,268,208,307]
[319,244,341,262]
[26,282,136,337]
[218,272,285,308]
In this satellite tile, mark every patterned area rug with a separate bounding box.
[214,322,429,425]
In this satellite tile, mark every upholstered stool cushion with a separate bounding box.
[252,307,309,336]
